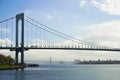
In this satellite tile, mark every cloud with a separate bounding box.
[26,20,120,49]
[24,10,32,16]
[45,14,54,20]
[80,0,89,8]
[25,50,81,61]
[45,11,58,20]
[78,20,120,48]
[80,0,120,15]
[0,38,13,46]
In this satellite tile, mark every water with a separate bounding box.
[0,63,120,80]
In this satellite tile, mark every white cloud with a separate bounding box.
[78,20,120,48]
[45,11,58,20]
[45,14,54,20]
[0,38,13,45]
[24,10,32,16]
[25,50,81,61]
[80,0,120,15]
[80,0,89,8]
[23,20,120,61]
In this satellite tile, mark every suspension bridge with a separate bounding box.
[0,13,120,65]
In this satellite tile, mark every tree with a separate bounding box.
[0,54,14,64]
[5,55,14,64]
[0,54,6,64]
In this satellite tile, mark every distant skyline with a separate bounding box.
[0,0,120,61]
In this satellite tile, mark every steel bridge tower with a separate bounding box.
[15,13,25,65]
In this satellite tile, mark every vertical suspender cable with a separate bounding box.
[6,21,7,47]
[0,23,2,47]
[35,26,37,47]
[31,24,33,46]
[50,32,52,48]
[26,22,30,47]
[11,20,13,47]
[25,22,29,47]
[34,27,37,47]
[28,21,30,47]
[37,25,39,47]
[45,26,47,47]
[33,24,36,46]
[1,23,4,47]
[39,25,41,47]
[28,22,30,47]
[41,25,43,47]
[41,26,43,47]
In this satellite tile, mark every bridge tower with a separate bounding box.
[15,13,25,65]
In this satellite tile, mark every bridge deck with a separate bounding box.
[0,47,120,52]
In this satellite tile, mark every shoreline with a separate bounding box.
[0,63,40,70]
[0,64,26,70]
[0,66,24,70]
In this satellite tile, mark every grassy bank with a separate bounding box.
[0,64,25,70]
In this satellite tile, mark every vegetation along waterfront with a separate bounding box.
[0,54,24,70]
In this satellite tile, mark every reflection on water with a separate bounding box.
[0,65,120,80]
[15,69,25,80]
[0,69,25,80]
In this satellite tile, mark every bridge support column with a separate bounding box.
[15,50,19,64]
[15,13,24,65]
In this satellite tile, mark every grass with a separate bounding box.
[0,64,24,70]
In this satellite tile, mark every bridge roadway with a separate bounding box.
[0,47,120,52]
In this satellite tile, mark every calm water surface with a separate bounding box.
[0,64,120,80]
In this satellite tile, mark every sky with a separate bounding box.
[0,0,120,61]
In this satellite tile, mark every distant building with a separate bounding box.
[74,59,81,64]
[74,59,120,64]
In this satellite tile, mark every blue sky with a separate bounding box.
[1,0,120,61]
[0,0,119,29]
[1,0,119,35]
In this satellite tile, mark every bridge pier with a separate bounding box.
[15,49,24,64]
[15,50,19,64]
[15,13,25,65]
